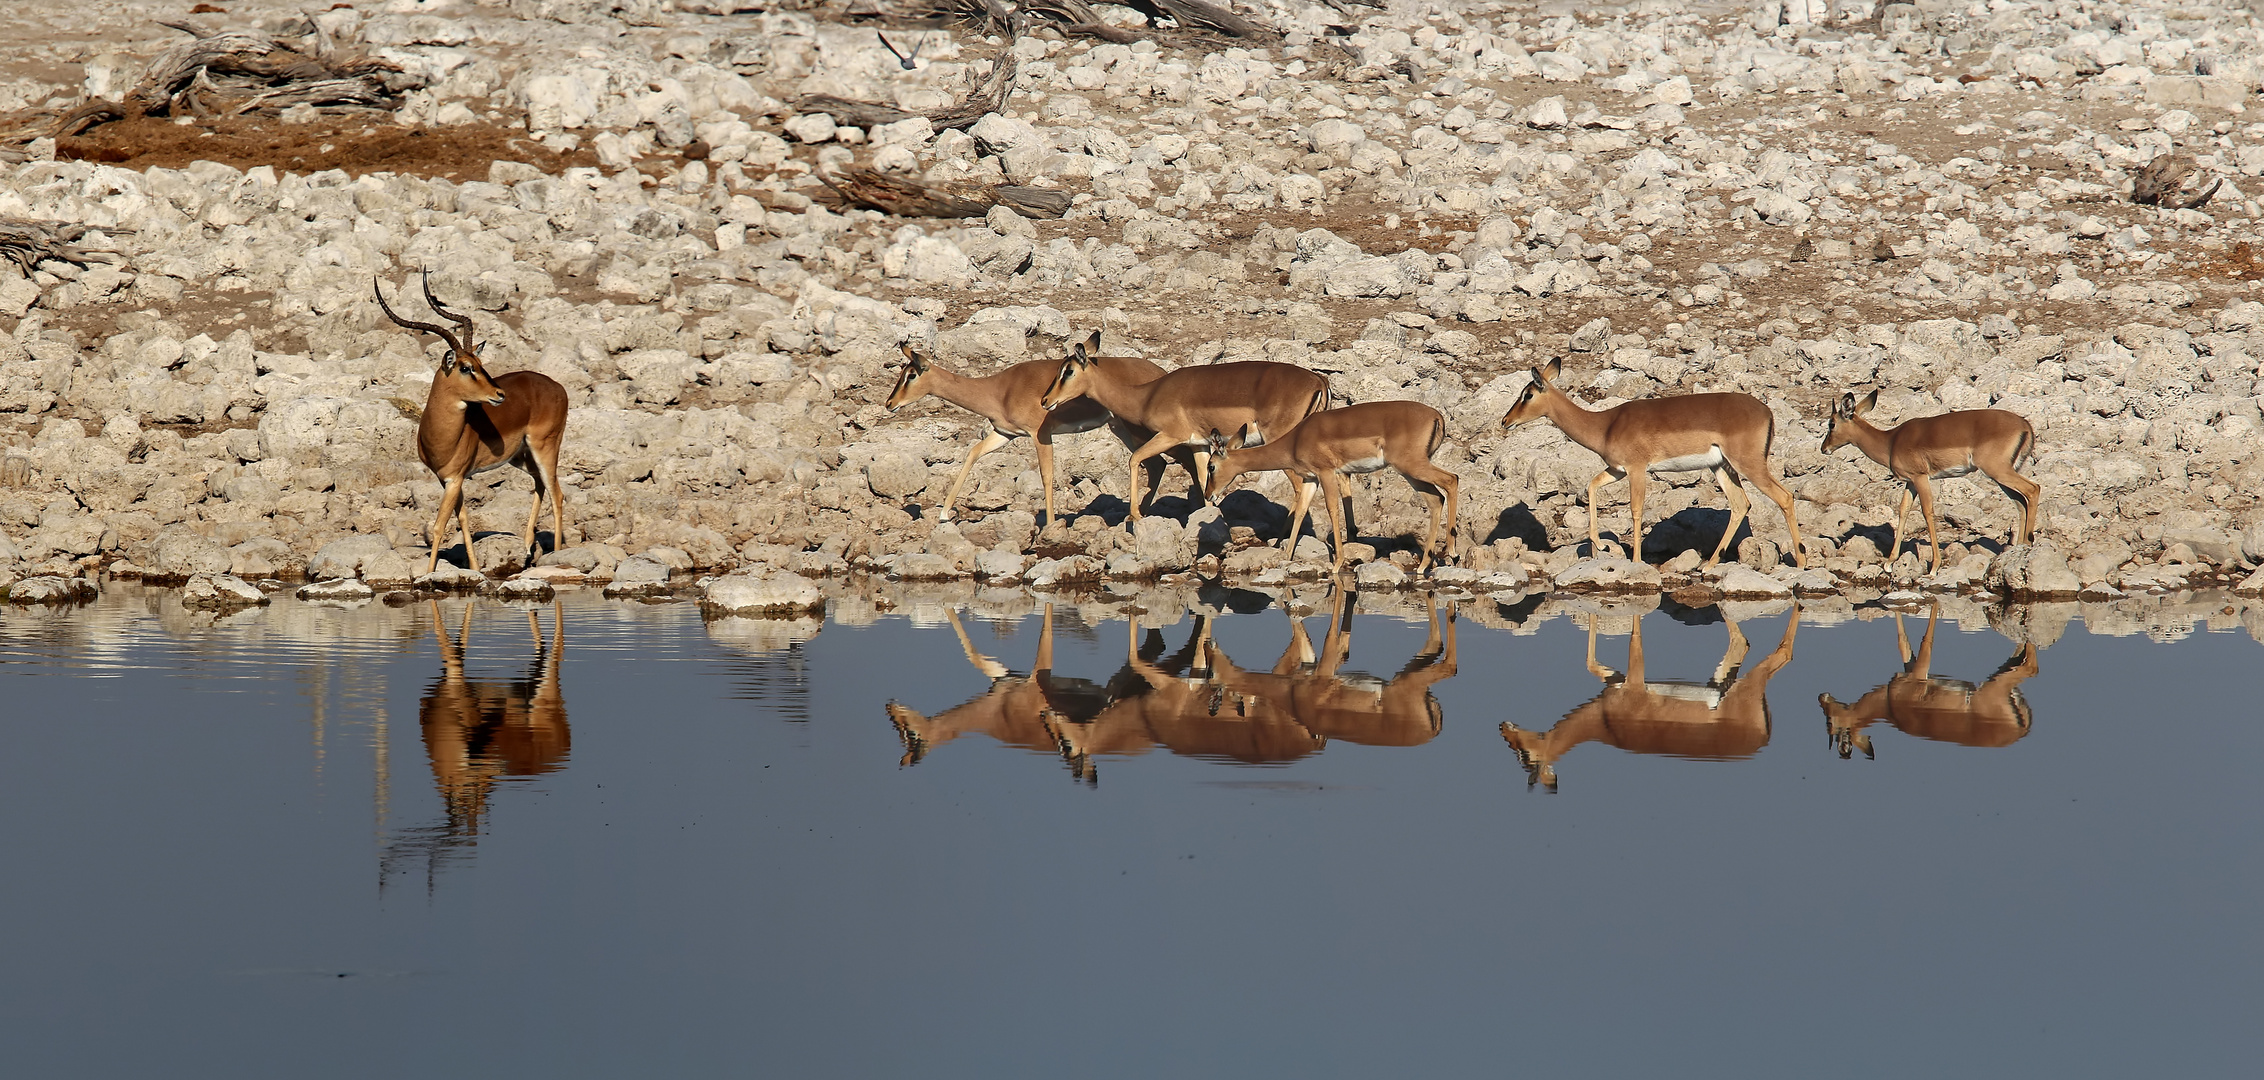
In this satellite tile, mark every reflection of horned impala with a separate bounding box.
[1206,589,1457,748]
[395,602,568,872]
[1819,605,2037,759]
[1501,606,1798,791]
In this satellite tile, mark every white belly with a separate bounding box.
[1654,684,1725,708]
[1933,462,1978,479]
[1339,454,1388,474]
[1650,447,1727,474]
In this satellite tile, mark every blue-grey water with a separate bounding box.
[2,585,2257,1078]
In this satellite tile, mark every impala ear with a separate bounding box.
[1070,341,1089,365]
[1858,388,1880,413]
[1541,357,1562,383]
[1084,330,1102,353]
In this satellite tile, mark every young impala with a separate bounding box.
[1820,390,2039,573]
[885,334,1197,527]
[1501,358,1808,568]
[1202,400,1461,573]
[1039,343,1329,525]
[377,271,569,575]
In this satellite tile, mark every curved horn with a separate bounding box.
[419,268,478,341]
[374,276,465,358]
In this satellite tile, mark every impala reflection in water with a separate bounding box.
[887,589,1461,780]
[1500,603,1798,792]
[1819,604,2038,760]
[384,601,568,885]
[1204,590,1456,749]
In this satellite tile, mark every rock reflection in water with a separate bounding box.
[888,589,1460,781]
[383,602,568,886]
[1501,603,1799,792]
[1819,604,2038,759]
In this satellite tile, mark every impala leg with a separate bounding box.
[522,457,546,565]
[1033,431,1059,531]
[1586,467,1624,556]
[1318,469,1349,574]
[1890,486,1914,565]
[1283,476,1319,560]
[1583,621,1619,681]
[1123,432,1182,525]
[1913,475,1943,574]
[1713,616,1750,686]
[459,485,481,575]
[538,438,567,559]
[1743,464,1807,569]
[1703,467,1749,568]
[1984,462,2042,547]
[945,429,1011,525]
[1405,463,1460,571]
[1625,468,1648,563]
[428,477,469,574]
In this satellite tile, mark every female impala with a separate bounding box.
[1039,343,1329,525]
[885,334,1198,527]
[377,272,570,575]
[1202,400,1460,573]
[1501,358,1807,568]
[1820,390,2039,573]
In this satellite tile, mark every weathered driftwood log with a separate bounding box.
[820,168,994,217]
[1137,0,1278,40]
[793,95,918,128]
[817,169,1072,220]
[134,20,412,116]
[794,53,1018,133]
[0,219,126,272]
[2131,154,2221,209]
[0,16,417,159]
[989,185,1071,218]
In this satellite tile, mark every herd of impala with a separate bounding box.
[374,268,2038,579]
[888,599,2037,787]
[893,336,2041,578]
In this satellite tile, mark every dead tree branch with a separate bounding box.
[0,220,128,273]
[794,52,1019,133]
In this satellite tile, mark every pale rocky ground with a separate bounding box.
[3,0,2264,612]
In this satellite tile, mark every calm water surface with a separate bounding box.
[2,585,2258,1078]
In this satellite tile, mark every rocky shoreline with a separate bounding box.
[2,0,2263,611]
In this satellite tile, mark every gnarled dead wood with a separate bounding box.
[793,95,918,128]
[816,168,1072,221]
[0,16,419,158]
[1127,0,1277,40]
[989,185,1070,218]
[0,219,128,272]
[819,167,994,217]
[793,52,1017,134]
